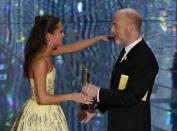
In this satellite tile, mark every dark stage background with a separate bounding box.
[0,0,177,131]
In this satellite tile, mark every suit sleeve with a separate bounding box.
[99,56,158,108]
[97,102,108,113]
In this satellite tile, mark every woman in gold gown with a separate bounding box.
[11,15,108,131]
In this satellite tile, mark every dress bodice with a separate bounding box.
[29,67,56,100]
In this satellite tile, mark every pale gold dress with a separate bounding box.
[11,68,69,131]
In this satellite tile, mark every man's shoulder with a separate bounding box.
[128,40,157,65]
[132,40,154,57]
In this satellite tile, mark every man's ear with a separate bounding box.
[127,24,134,32]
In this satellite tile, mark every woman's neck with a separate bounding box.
[38,46,53,58]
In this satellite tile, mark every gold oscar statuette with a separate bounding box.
[83,67,90,86]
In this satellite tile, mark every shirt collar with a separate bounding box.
[124,37,142,54]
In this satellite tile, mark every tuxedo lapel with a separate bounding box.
[110,48,125,90]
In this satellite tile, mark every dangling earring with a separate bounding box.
[48,38,52,45]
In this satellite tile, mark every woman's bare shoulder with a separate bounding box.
[28,57,48,77]
[32,57,48,69]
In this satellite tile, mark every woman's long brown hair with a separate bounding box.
[23,15,60,78]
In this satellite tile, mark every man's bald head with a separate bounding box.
[114,8,142,32]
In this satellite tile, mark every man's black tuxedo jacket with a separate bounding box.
[97,40,159,131]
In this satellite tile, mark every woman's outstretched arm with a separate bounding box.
[52,35,109,56]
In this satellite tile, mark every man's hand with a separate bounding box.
[82,84,99,98]
[77,110,87,121]
[79,110,97,123]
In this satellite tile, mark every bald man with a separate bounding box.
[81,8,159,131]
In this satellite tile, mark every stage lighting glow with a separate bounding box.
[159,16,167,32]
[14,3,19,7]
[39,9,44,15]
[55,56,64,64]
[166,112,171,125]
[0,74,7,80]
[7,93,14,107]
[77,2,83,13]
[172,26,177,33]
[162,10,168,17]
[16,32,26,43]
[172,26,177,42]
[0,64,6,70]
[54,0,58,4]
[4,4,11,13]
